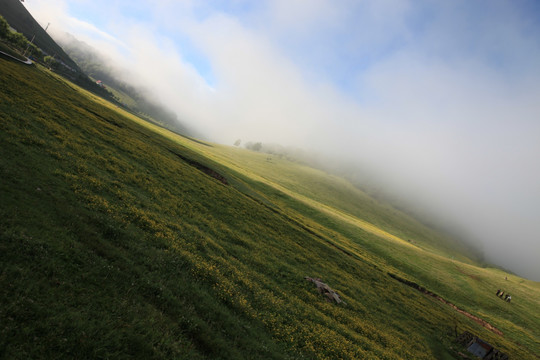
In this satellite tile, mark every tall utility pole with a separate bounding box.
[22,33,35,56]
[24,22,50,57]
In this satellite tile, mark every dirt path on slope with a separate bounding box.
[388,273,503,336]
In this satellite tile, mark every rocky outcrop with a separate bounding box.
[305,277,345,304]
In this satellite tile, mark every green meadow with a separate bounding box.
[1,58,539,359]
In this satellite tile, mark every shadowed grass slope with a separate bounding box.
[1,59,539,359]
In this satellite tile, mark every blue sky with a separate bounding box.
[24,1,540,98]
[24,0,540,280]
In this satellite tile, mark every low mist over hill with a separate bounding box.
[55,32,196,137]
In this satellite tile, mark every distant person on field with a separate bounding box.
[499,291,504,298]
[496,289,501,296]
[507,296,511,302]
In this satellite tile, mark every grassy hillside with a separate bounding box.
[129,106,540,357]
[1,58,539,359]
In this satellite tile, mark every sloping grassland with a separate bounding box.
[1,58,539,359]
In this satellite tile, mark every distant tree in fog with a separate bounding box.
[245,142,262,152]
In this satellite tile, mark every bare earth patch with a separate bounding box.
[388,273,503,336]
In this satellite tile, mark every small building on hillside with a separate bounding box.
[467,338,492,358]
[455,331,508,359]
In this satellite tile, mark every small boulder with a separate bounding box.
[305,277,345,304]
